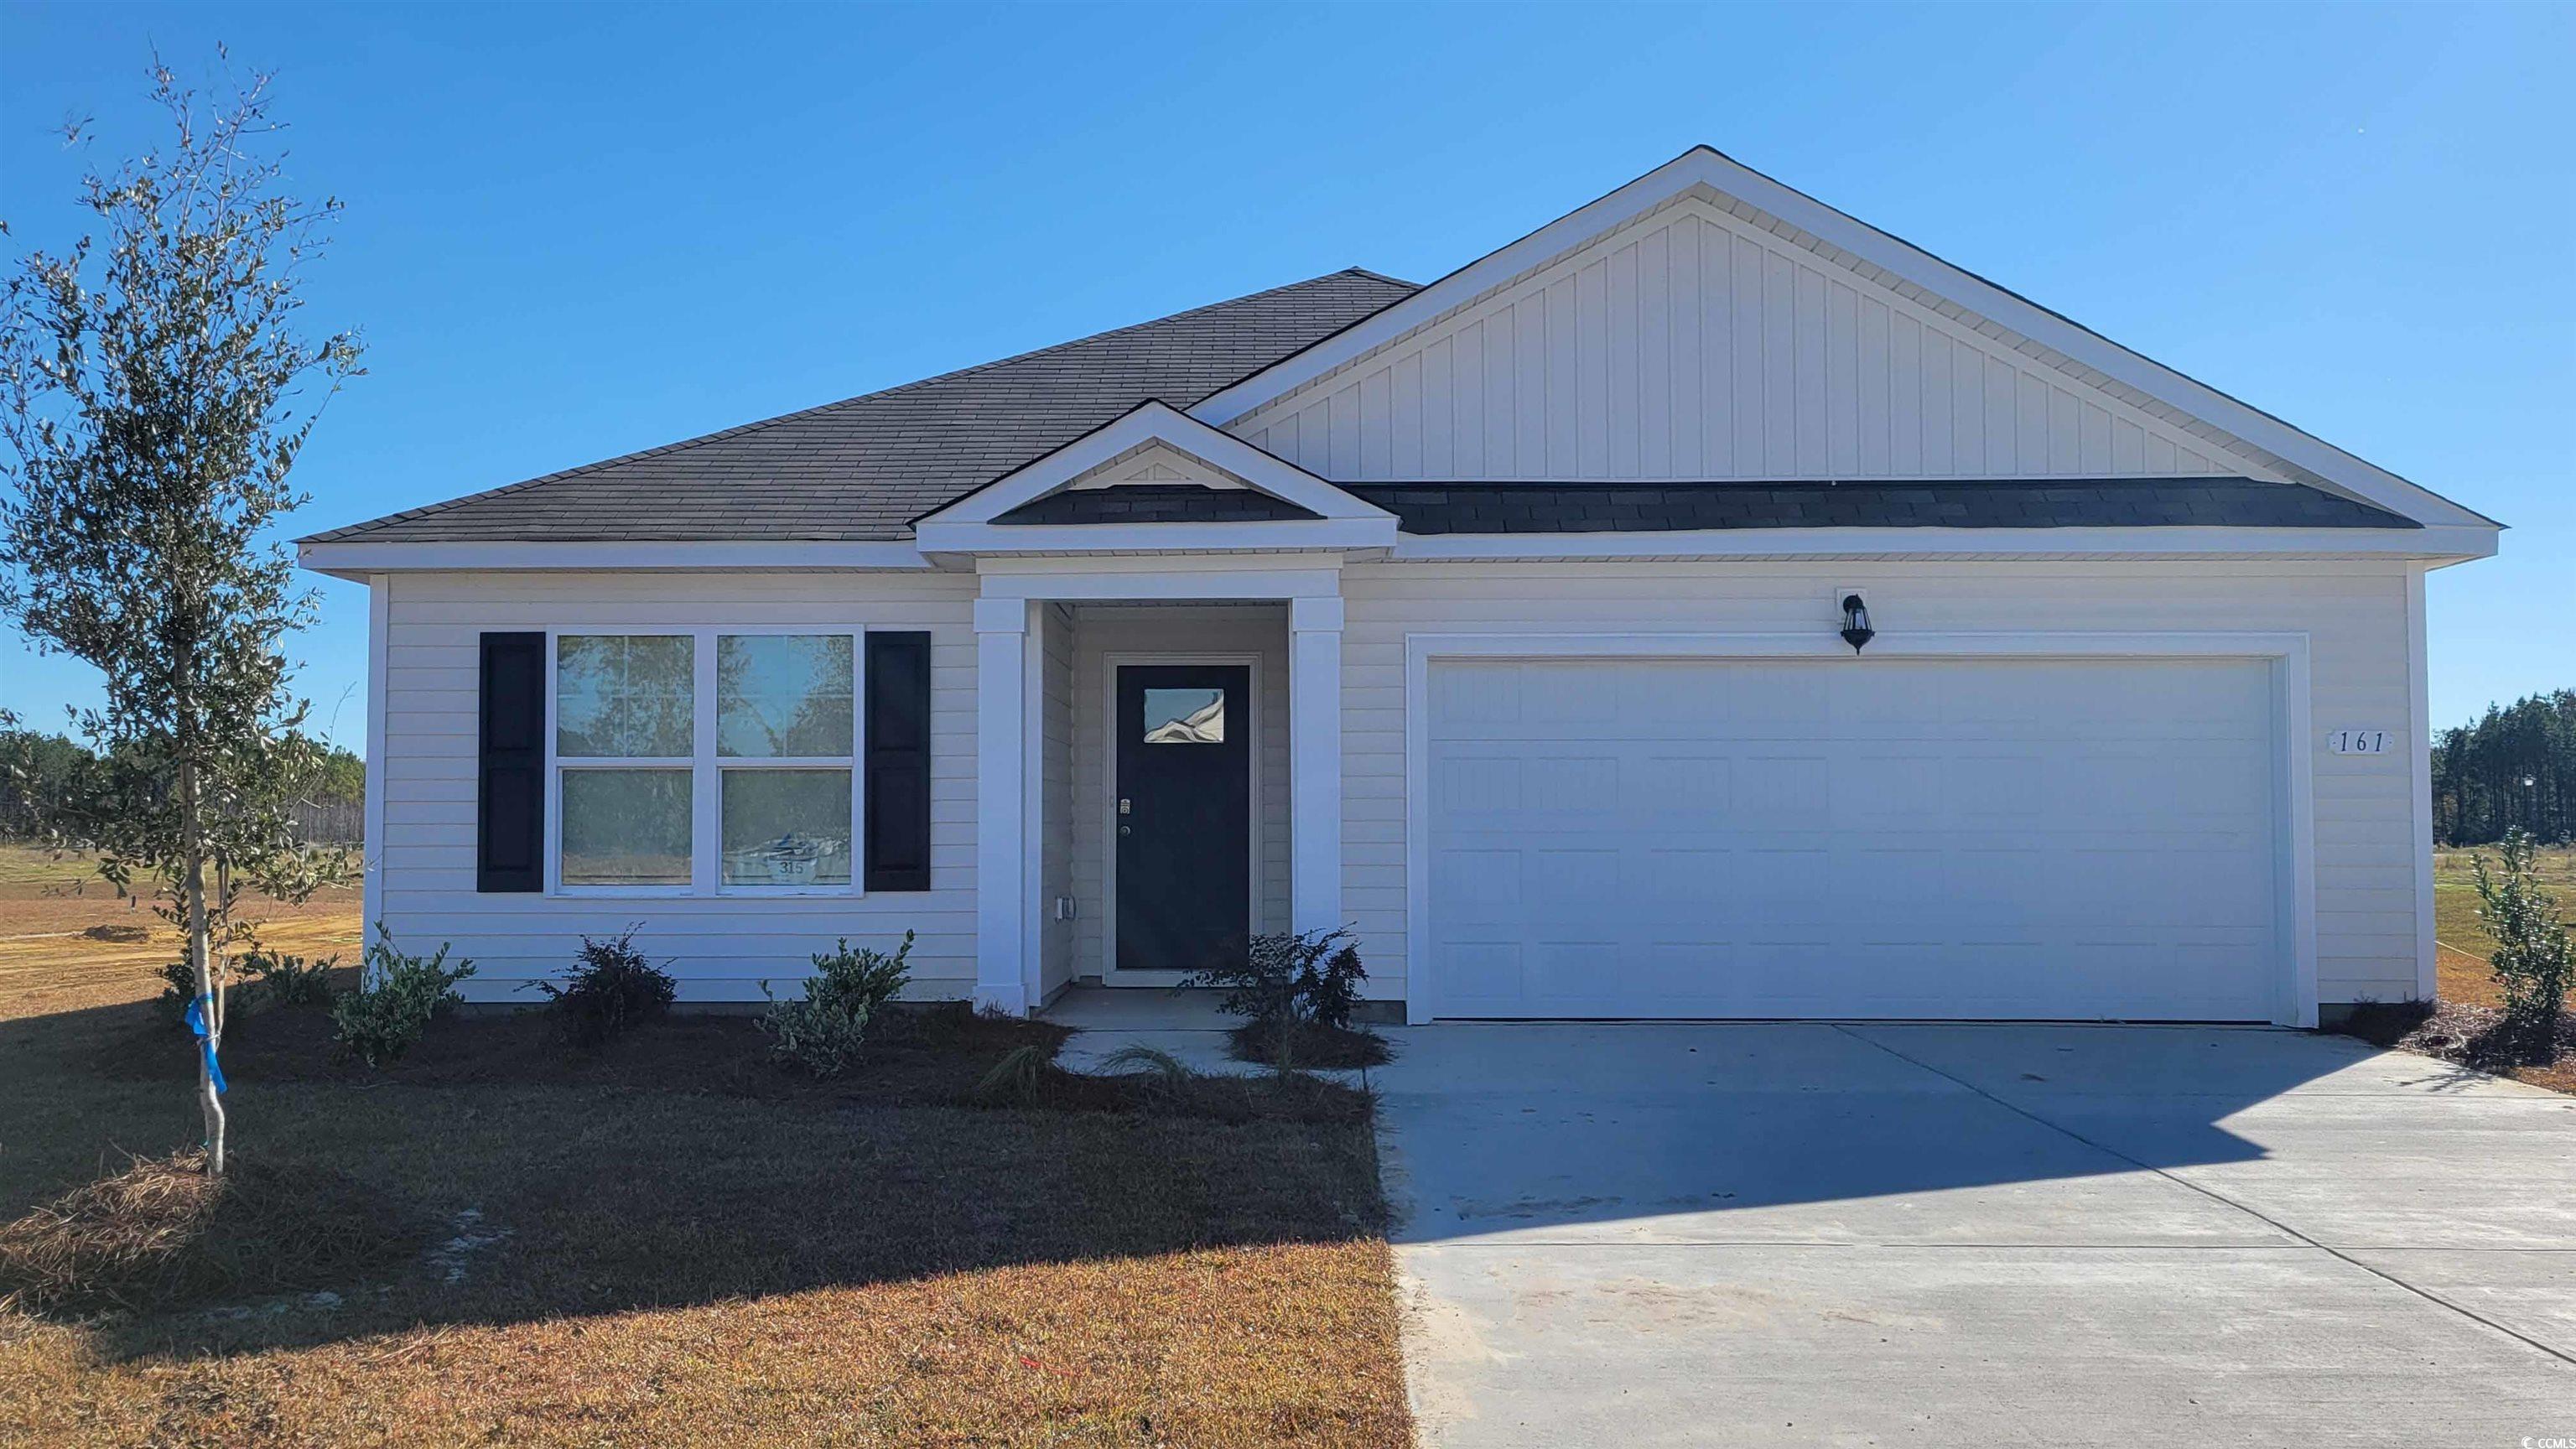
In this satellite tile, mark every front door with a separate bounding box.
[1114,663,1252,975]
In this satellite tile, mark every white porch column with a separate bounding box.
[1290,595,1345,937]
[974,597,1037,1014]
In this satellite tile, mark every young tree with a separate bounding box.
[0,56,362,1173]
[2470,829,2573,1054]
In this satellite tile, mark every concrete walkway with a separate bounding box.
[1374,1022,2576,1448]
[1040,985,1367,1082]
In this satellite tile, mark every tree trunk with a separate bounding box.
[179,756,226,1176]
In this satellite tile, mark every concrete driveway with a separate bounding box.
[1374,1023,2576,1448]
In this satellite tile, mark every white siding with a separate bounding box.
[374,562,2425,1016]
[375,569,979,1002]
[1068,605,1293,979]
[1337,559,2423,1008]
[1233,200,2262,485]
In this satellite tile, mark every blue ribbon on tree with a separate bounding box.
[183,993,228,1094]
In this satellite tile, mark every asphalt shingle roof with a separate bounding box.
[301,269,1419,544]
[304,267,2418,548]
[1343,479,2417,533]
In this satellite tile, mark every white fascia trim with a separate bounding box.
[298,539,934,579]
[976,563,1343,603]
[1399,629,2319,1029]
[917,516,1396,555]
[921,401,1396,527]
[1192,157,1727,423]
[1388,523,2500,563]
[1192,148,2494,533]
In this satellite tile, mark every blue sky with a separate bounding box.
[3,1,2568,748]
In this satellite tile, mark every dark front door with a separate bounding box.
[1115,663,1252,975]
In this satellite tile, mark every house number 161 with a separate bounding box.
[2327,730,2393,755]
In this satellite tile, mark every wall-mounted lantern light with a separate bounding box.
[1839,594,1875,653]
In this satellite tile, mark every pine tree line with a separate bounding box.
[2433,689,2574,846]
[0,729,366,843]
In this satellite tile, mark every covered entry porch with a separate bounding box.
[969,564,1348,1015]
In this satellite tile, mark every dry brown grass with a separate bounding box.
[3,1239,1407,1448]
[0,1152,433,1317]
[0,847,361,1023]
[0,847,1413,1447]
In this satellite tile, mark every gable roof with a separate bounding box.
[1193,148,2497,534]
[299,149,2497,560]
[299,269,1418,544]
[915,400,1395,527]
[910,399,1396,554]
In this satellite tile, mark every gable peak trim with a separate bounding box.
[914,399,1396,531]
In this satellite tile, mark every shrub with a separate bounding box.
[154,959,200,1026]
[1099,1042,1194,1085]
[1095,1044,1196,1104]
[240,947,338,1008]
[1186,927,1378,1070]
[970,1043,1060,1106]
[330,928,475,1067]
[1187,926,1369,1029]
[155,946,338,1027]
[529,929,675,1045]
[2470,828,2573,1050]
[758,931,913,1078]
[1298,932,1368,1032]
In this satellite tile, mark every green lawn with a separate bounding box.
[2430,844,2575,1008]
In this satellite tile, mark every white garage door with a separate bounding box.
[1424,657,2286,1021]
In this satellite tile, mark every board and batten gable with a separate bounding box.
[376,569,980,1001]
[1228,195,2275,486]
[1333,558,2430,1011]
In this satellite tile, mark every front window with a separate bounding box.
[554,631,857,892]
[561,769,693,886]
[558,635,693,886]
[717,634,854,886]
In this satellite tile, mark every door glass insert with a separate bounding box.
[1142,687,1226,745]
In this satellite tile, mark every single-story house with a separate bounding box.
[299,147,2500,1027]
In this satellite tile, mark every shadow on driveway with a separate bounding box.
[1372,1021,2576,1448]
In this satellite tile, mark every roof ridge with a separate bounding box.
[302,268,1419,543]
[1344,475,2282,490]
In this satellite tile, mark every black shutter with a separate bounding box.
[478,631,546,892]
[864,631,932,891]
